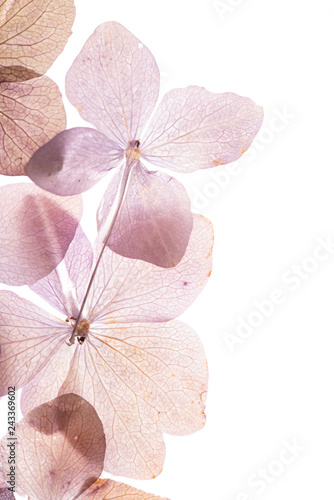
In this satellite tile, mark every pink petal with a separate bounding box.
[30,225,93,317]
[59,320,207,479]
[80,478,169,500]
[0,183,82,286]
[59,338,165,479]
[0,76,67,175]
[26,127,123,195]
[0,291,69,396]
[0,0,75,78]
[0,394,105,500]
[97,162,193,268]
[89,214,213,323]
[20,341,73,416]
[142,86,264,172]
[66,22,160,147]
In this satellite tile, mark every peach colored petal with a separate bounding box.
[0,76,66,175]
[0,0,75,78]
[58,320,207,479]
[80,478,169,500]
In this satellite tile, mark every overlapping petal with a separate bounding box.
[80,478,168,500]
[26,127,123,195]
[56,320,207,479]
[15,311,208,479]
[0,76,67,175]
[0,489,14,499]
[97,162,193,268]
[89,214,213,323]
[29,225,93,317]
[0,291,69,396]
[0,183,82,286]
[141,86,264,172]
[0,0,75,80]
[21,342,72,415]
[1,392,168,499]
[0,394,105,500]
[2,217,211,479]
[66,21,160,146]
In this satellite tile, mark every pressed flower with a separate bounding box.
[0,393,168,499]
[0,215,213,479]
[26,21,263,268]
[0,0,75,175]
[0,183,82,286]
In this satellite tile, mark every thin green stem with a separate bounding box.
[67,156,136,345]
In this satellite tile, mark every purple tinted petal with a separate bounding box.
[0,183,82,286]
[89,214,213,323]
[80,478,169,500]
[0,0,75,78]
[26,127,123,195]
[0,291,69,396]
[0,489,15,500]
[30,225,93,317]
[0,76,67,176]
[97,162,193,268]
[0,394,105,500]
[66,22,160,147]
[142,86,264,172]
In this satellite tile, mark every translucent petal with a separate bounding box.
[97,162,193,268]
[0,66,40,83]
[80,478,169,500]
[0,0,75,78]
[0,76,66,176]
[30,225,93,317]
[0,394,105,500]
[89,214,213,323]
[26,127,123,195]
[20,341,73,416]
[66,22,159,147]
[58,320,207,479]
[142,86,264,172]
[0,183,82,286]
[0,291,69,396]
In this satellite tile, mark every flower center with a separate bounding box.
[125,139,141,160]
[67,317,90,345]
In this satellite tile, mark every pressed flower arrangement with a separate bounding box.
[0,2,263,498]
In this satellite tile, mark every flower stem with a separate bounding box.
[67,157,136,345]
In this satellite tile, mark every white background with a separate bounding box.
[1,0,334,499]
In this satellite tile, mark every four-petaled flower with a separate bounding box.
[26,21,263,268]
[0,215,213,479]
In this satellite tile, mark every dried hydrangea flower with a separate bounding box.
[0,215,212,479]
[26,21,263,268]
[0,394,168,499]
